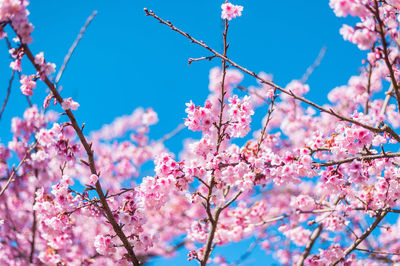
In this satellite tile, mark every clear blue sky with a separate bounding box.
[0,0,364,265]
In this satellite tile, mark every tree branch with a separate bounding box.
[143,8,400,143]
[0,69,15,121]
[201,18,230,266]
[297,224,323,266]
[0,143,36,198]
[315,151,400,167]
[331,209,389,265]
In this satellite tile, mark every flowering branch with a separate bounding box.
[371,0,400,111]
[315,151,400,167]
[2,1,400,265]
[20,44,140,265]
[331,208,389,265]
[201,18,230,266]
[0,142,36,197]
[143,8,400,143]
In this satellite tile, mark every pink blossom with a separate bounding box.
[61,97,80,111]
[2,1,400,265]
[94,235,116,255]
[292,195,315,211]
[329,0,369,18]
[88,174,98,186]
[34,52,56,80]
[10,59,21,71]
[221,2,243,21]
[20,74,36,96]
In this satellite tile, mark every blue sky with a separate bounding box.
[0,0,365,265]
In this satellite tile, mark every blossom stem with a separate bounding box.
[201,18,229,266]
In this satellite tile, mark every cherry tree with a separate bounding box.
[1,0,400,265]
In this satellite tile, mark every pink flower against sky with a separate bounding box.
[221,2,243,20]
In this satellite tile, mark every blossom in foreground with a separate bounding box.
[221,2,243,20]
[20,74,36,96]
[61,97,80,111]
[4,0,400,265]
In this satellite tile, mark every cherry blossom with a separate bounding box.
[221,2,243,21]
[1,1,400,265]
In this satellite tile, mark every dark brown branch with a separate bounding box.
[297,224,323,266]
[64,188,134,216]
[29,186,38,263]
[373,0,400,111]
[364,61,373,114]
[315,151,400,167]
[0,70,15,121]
[201,18,230,266]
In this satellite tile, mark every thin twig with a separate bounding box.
[55,10,97,86]
[230,234,264,266]
[300,46,327,83]
[64,188,134,216]
[29,186,38,263]
[156,123,185,143]
[139,240,187,263]
[315,151,400,167]
[356,248,400,256]
[256,88,278,156]
[379,84,394,118]
[331,209,389,265]
[0,143,36,197]
[364,59,373,114]
[373,0,400,111]
[255,215,288,226]
[188,55,216,65]
[0,70,15,121]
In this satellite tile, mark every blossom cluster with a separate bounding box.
[2,1,400,266]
